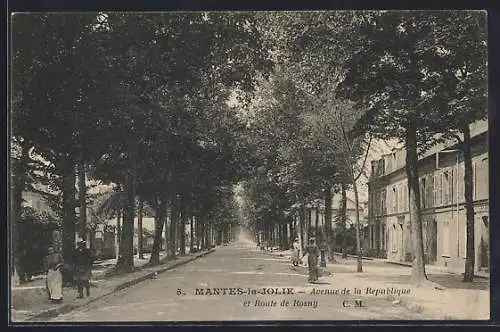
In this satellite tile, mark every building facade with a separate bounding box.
[367,120,489,273]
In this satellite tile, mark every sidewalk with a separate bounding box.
[264,248,490,320]
[13,254,155,290]
[11,249,216,322]
[267,248,489,279]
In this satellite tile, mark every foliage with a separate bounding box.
[17,207,60,276]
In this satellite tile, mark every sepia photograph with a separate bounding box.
[9,10,489,323]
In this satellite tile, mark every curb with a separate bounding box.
[113,249,215,292]
[333,252,375,261]
[25,249,216,322]
[385,261,490,280]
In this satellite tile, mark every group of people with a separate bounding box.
[291,236,321,283]
[45,239,93,303]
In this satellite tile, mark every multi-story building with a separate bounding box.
[367,120,489,273]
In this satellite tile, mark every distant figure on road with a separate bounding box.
[291,237,301,267]
[73,239,93,299]
[303,237,320,283]
[45,246,64,303]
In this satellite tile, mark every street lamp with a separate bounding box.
[436,148,461,257]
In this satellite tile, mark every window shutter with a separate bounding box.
[433,175,437,207]
[472,162,476,199]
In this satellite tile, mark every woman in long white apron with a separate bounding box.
[291,238,301,266]
[45,247,64,303]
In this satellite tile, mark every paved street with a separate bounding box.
[49,239,428,322]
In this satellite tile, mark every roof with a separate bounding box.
[368,119,488,180]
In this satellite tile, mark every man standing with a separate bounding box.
[73,239,93,298]
[302,237,320,283]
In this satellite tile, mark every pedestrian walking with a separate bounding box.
[291,237,301,267]
[302,237,320,283]
[73,239,93,299]
[45,246,64,303]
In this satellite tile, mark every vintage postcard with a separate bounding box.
[9,10,489,323]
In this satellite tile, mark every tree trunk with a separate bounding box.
[204,223,211,248]
[115,210,121,260]
[168,195,179,258]
[352,172,363,272]
[117,172,136,273]
[195,213,201,250]
[12,140,31,284]
[78,159,87,241]
[281,222,288,249]
[163,209,168,251]
[462,125,476,282]
[315,208,319,238]
[324,186,336,263]
[307,208,312,238]
[149,196,166,265]
[190,215,194,253]
[137,198,144,259]
[298,202,306,257]
[340,182,348,259]
[179,195,187,256]
[61,159,76,267]
[200,216,205,250]
[406,122,427,285]
[89,230,96,253]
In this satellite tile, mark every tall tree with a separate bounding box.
[302,92,372,272]
[420,12,487,282]
[338,11,487,285]
[137,197,144,259]
[12,13,112,264]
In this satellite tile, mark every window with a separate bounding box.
[459,217,466,258]
[437,172,443,206]
[443,171,450,205]
[395,186,399,213]
[399,185,404,212]
[450,169,454,204]
[392,224,397,252]
[421,178,427,208]
[458,163,464,202]
[442,221,450,256]
[482,216,489,228]
[381,222,386,250]
[385,228,388,251]
[370,226,374,248]
[472,162,477,199]
[380,189,386,215]
[404,183,409,211]
[422,220,428,252]
[393,186,398,213]
[450,168,456,204]
[433,175,437,207]
[477,157,489,200]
